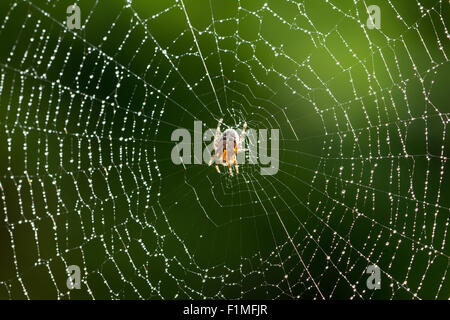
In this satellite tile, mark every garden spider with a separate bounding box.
[208,118,247,176]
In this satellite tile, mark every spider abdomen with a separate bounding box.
[219,129,239,163]
[209,118,247,175]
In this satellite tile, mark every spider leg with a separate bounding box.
[214,118,223,147]
[215,163,220,173]
[228,163,233,176]
[208,154,216,166]
[234,159,239,174]
[209,147,222,166]
[210,118,223,166]
[216,118,223,133]
[237,121,247,150]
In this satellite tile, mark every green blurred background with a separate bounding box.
[0,0,449,299]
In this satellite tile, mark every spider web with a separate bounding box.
[0,0,449,299]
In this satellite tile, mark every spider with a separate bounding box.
[208,118,247,176]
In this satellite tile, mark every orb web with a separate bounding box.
[0,0,449,299]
